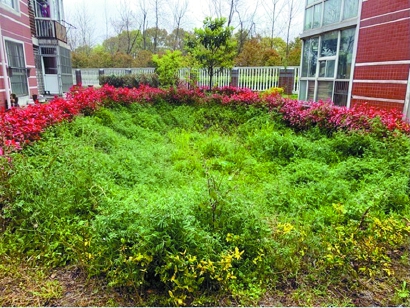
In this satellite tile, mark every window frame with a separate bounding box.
[0,0,19,12]
[303,0,359,30]
[5,40,29,97]
[299,27,356,105]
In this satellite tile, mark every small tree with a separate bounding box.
[152,50,184,87]
[185,17,237,90]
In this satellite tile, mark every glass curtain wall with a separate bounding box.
[299,27,356,106]
[300,0,359,105]
[304,0,359,31]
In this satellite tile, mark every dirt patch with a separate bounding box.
[1,255,409,306]
[0,258,136,307]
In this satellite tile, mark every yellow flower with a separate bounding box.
[233,247,244,260]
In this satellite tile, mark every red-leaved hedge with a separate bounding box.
[0,84,409,156]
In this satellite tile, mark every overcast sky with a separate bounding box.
[63,0,304,46]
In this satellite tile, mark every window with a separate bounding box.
[307,81,315,100]
[333,81,349,106]
[317,81,333,100]
[313,5,322,28]
[323,0,342,25]
[60,46,73,92]
[5,41,28,96]
[41,47,57,74]
[304,7,313,30]
[0,0,18,10]
[344,0,359,19]
[304,0,359,32]
[304,3,322,30]
[320,31,338,57]
[301,37,319,77]
[337,28,355,79]
[299,80,307,100]
[60,47,72,75]
[318,31,338,78]
[318,60,336,78]
[299,27,356,106]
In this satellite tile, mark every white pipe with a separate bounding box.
[0,24,11,109]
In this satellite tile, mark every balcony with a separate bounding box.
[35,18,67,43]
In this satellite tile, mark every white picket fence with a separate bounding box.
[73,66,300,93]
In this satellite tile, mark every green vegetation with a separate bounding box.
[98,73,159,88]
[1,102,410,306]
[152,50,185,87]
[185,17,237,89]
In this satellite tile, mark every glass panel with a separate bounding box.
[43,57,58,74]
[319,60,326,77]
[313,4,322,28]
[307,0,316,5]
[1,0,16,9]
[308,37,319,77]
[10,69,29,96]
[302,38,319,77]
[320,31,338,57]
[60,47,72,74]
[323,0,341,25]
[299,80,307,101]
[333,81,349,106]
[344,0,359,19]
[301,40,309,77]
[41,47,57,55]
[307,81,315,101]
[337,28,355,79]
[318,60,335,77]
[317,81,333,101]
[326,60,335,77]
[304,7,313,30]
[6,41,25,67]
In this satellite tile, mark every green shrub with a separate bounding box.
[2,101,410,305]
[152,50,184,87]
[99,73,159,88]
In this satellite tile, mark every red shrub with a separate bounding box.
[0,85,408,156]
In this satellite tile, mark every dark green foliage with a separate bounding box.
[99,73,159,88]
[1,103,410,305]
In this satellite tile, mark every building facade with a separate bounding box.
[299,0,410,118]
[0,0,38,110]
[0,0,72,110]
[30,0,72,97]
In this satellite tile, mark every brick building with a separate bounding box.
[299,0,410,118]
[0,0,72,110]
[0,0,38,110]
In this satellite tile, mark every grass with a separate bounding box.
[0,101,410,306]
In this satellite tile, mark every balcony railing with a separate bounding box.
[35,18,67,43]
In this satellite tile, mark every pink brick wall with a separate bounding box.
[1,0,38,110]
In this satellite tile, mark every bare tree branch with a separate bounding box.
[169,0,189,50]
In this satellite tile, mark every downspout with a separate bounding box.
[0,24,11,109]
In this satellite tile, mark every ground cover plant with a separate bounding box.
[0,86,410,306]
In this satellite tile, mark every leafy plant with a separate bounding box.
[1,85,410,306]
[185,17,237,89]
[152,50,185,87]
